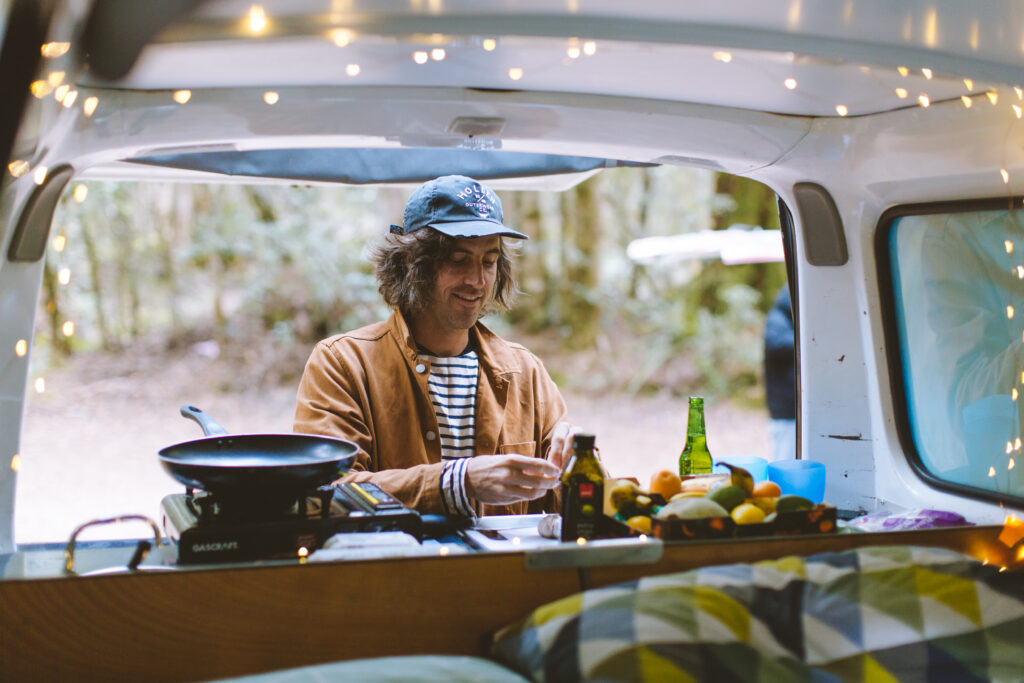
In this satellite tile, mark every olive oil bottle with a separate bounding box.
[560,433,605,541]
[678,396,713,476]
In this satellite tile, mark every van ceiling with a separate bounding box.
[81,1,1024,118]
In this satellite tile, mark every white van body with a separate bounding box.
[2,0,1024,553]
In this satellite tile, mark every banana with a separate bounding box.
[719,463,754,496]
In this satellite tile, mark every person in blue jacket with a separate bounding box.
[764,284,796,461]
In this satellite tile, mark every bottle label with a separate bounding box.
[561,479,604,541]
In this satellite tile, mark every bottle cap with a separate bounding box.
[573,433,596,449]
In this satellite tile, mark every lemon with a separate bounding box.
[626,515,652,534]
[707,485,746,512]
[731,502,766,525]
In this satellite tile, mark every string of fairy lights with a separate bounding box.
[3,5,1024,562]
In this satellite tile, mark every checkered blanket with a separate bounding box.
[491,545,1024,682]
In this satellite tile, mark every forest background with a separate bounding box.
[18,166,787,541]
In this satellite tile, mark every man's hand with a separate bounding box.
[464,454,560,505]
[545,421,576,471]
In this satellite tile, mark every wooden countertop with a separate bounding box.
[1,524,1017,682]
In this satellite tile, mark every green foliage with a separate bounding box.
[41,168,785,398]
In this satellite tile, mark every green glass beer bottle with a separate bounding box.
[560,433,605,541]
[678,396,713,476]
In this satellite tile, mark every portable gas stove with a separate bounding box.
[161,482,422,564]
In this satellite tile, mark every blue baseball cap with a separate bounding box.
[390,175,528,240]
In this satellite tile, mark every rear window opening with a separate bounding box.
[17,166,789,543]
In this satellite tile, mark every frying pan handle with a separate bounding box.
[180,404,230,436]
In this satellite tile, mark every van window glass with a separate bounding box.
[889,206,1024,499]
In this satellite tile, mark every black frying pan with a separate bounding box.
[158,405,358,502]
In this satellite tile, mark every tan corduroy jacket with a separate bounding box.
[293,311,568,516]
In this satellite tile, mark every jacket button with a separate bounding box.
[415,363,427,373]
[425,431,437,441]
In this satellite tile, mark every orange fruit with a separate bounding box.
[649,469,683,499]
[751,480,782,498]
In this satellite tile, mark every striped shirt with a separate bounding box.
[418,348,479,516]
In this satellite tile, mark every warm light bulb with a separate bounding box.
[47,71,64,86]
[346,63,360,76]
[989,466,997,477]
[921,67,933,79]
[57,268,70,285]
[895,88,908,99]
[482,38,496,51]
[508,67,523,80]
[1002,168,1010,184]
[33,166,48,185]
[576,537,587,545]
[328,29,351,47]
[83,96,98,117]
[1014,105,1022,119]
[439,546,450,556]
[413,51,428,64]
[263,91,279,105]
[1017,86,1023,100]
[73,184,88,203]
[784,78,797,90]
[61,90,78,108]
[15,340,27,357]
[8,160,29,178]
[918,94,930,107]
[41,42,70,58]
[964,78,974,90]
[431,48,446,61]
[713,51,732,63]
[54,84,70,102]
[582,41,596,56]
[1006,240,1014,254]
[835,104,848,116]
[567,46,580,59]
[34,377,45,393]
[61,321,74,337]
[1007,305,1015,319]
[173,90,191,104]
[897,66,909,77]
[988,91,999,104]
[962,95,973,108]
[10,455,20,472]
[248,5,267,33]
[30,80,52,98]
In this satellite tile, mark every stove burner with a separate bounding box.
[184,485,337,523]
[161,482,422,564]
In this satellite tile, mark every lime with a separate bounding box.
[731,503,766,525]
[775,495,814,514]
[706,485,746,512]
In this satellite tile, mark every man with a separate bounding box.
[293,175,575,517]
[764,283,795,462]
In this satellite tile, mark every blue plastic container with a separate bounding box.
[767,459,826,503]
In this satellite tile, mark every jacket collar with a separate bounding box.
[387,309,520,376]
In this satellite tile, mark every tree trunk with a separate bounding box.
[560,179,600,348]
[78,220,114,350]
[41,260,72,356]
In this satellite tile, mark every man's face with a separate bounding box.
[426,235,501,332]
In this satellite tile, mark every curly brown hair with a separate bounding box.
[371,229,520,318]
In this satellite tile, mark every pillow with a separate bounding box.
[219,655,531,683]
[491,545,1024,682]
